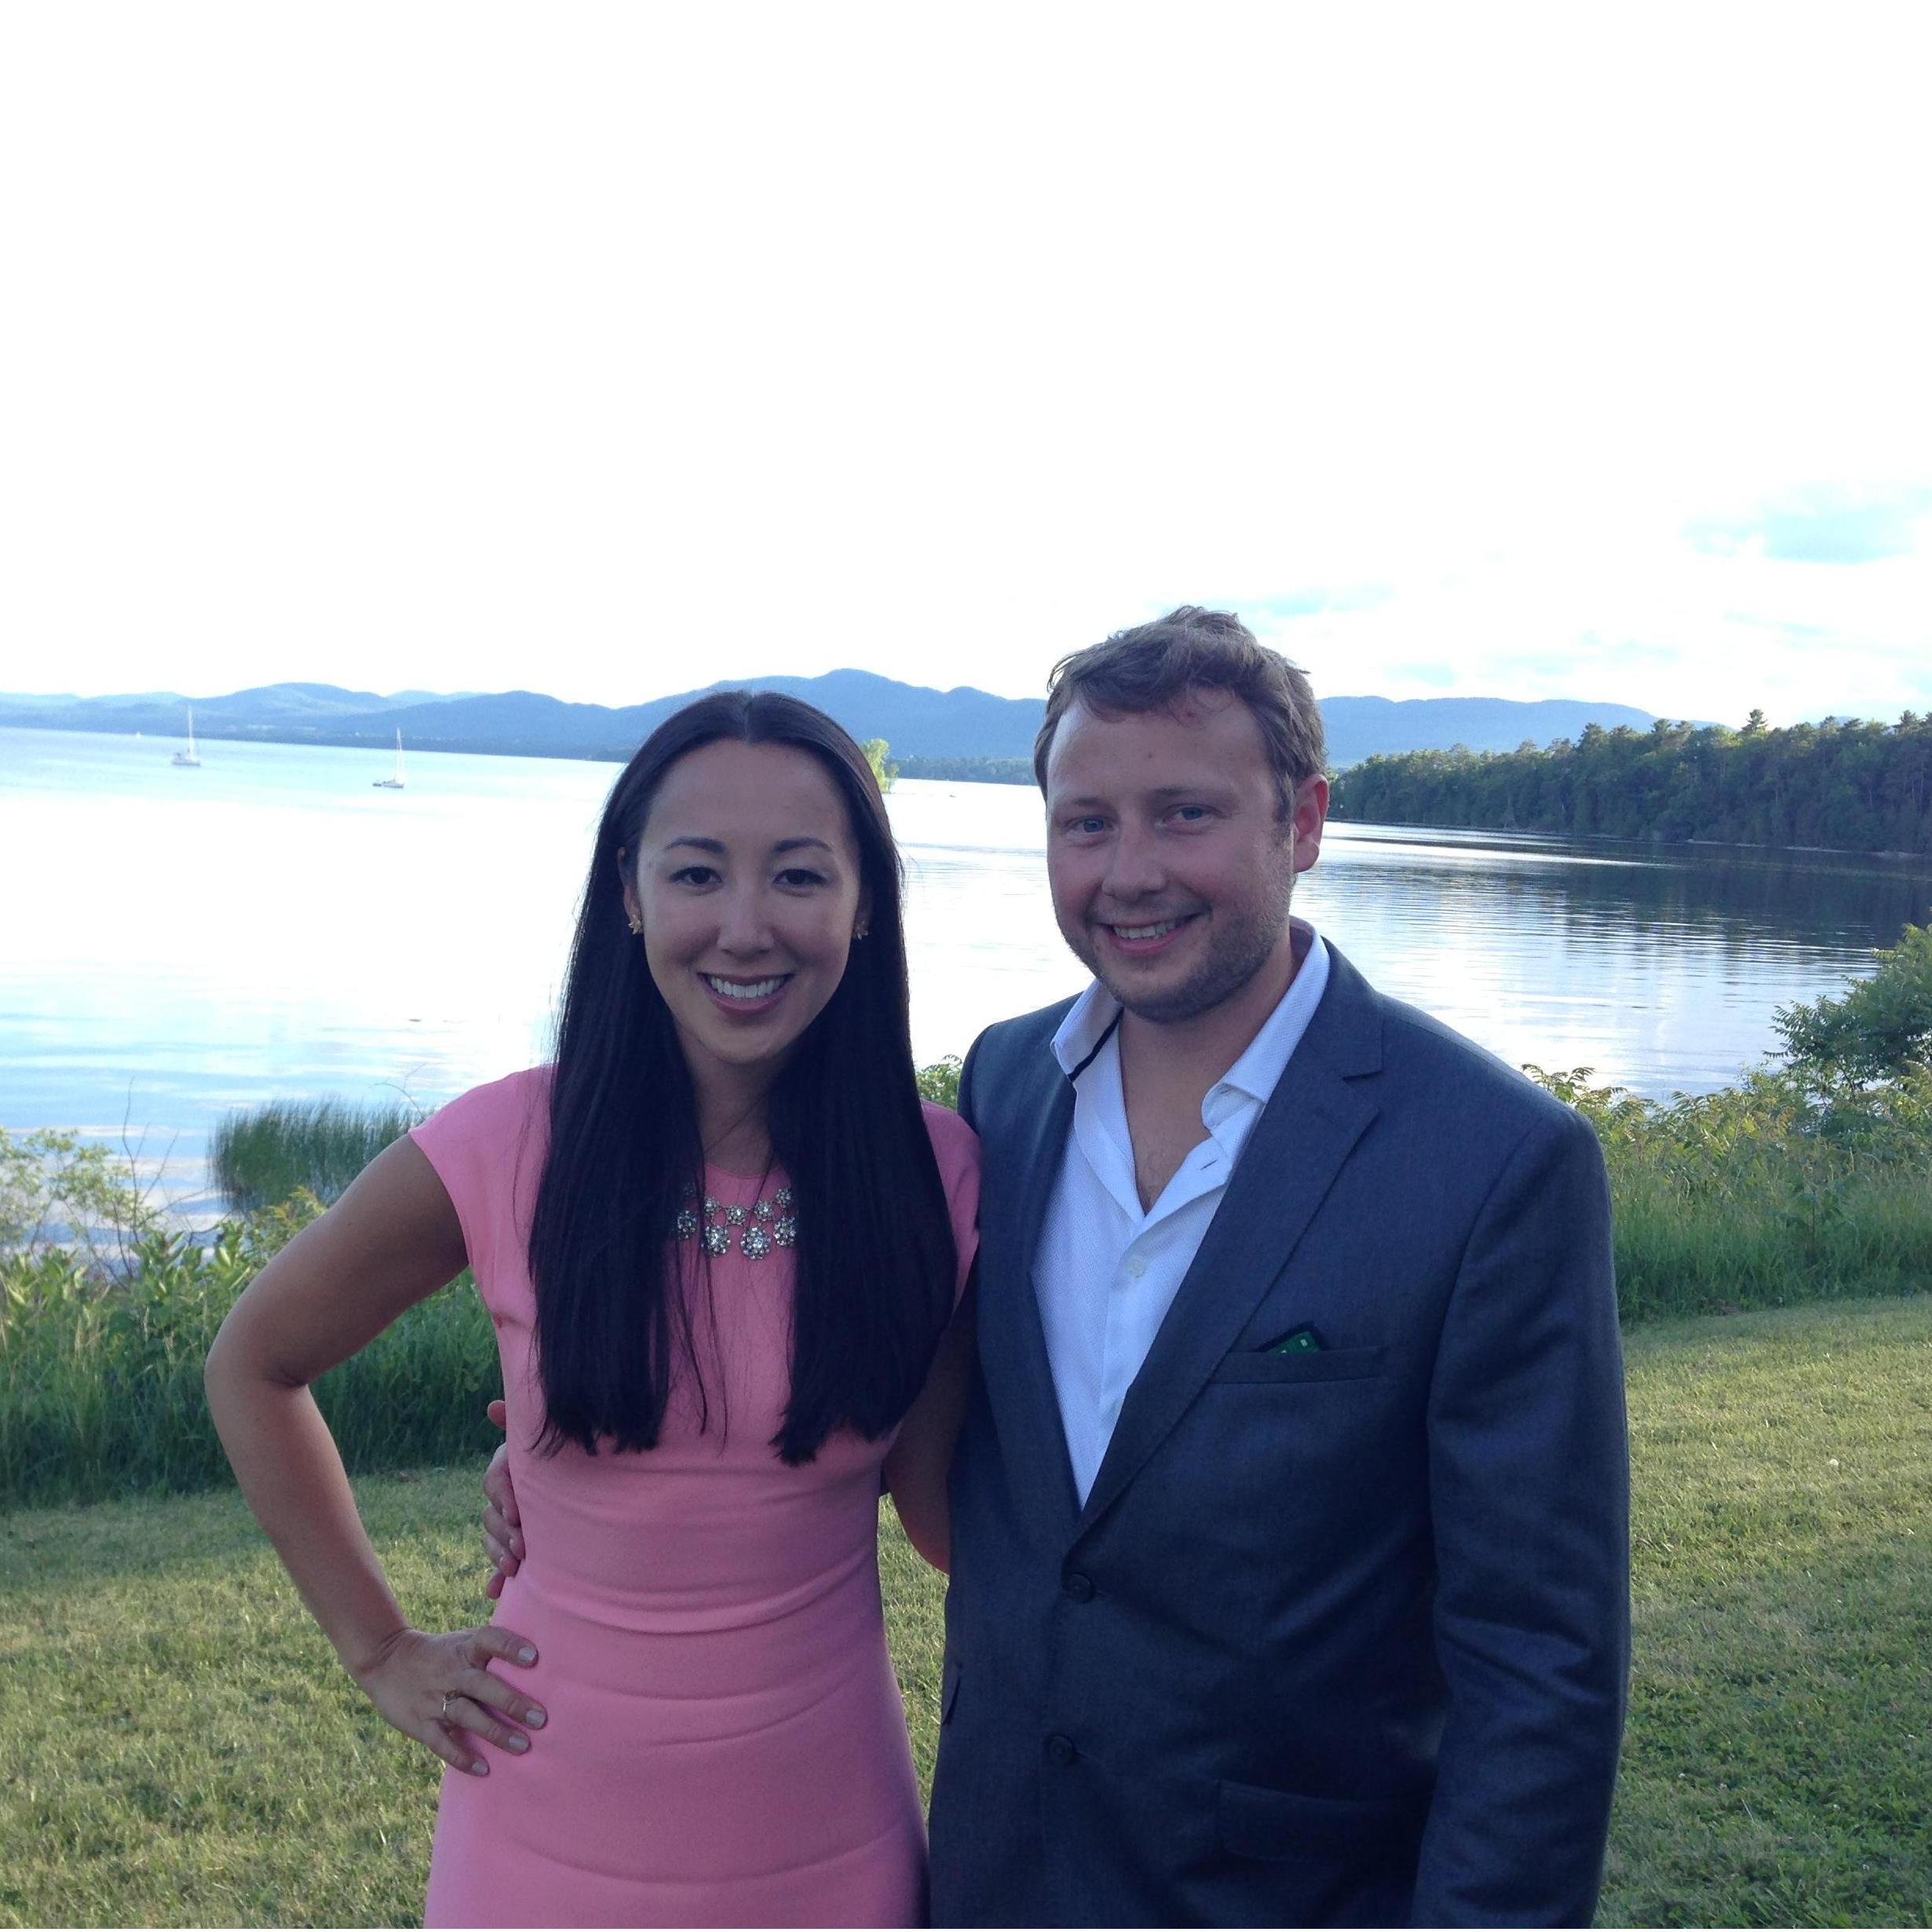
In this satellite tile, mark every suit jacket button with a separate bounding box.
[1045,1733,1077,1766]
[1062,1571,1095,1601]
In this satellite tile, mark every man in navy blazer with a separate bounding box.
[925,608,1629,1927]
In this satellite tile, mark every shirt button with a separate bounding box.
[1126,1255,1147,1279]
[1045,1734,1078,1766]
[1063,1572,1095,1602]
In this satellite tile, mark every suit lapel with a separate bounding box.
[1072,949,1384,1539]
[978,1057,1083,1525]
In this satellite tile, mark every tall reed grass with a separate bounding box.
[0,1196,499,1507]
[1532,1062,1932,1321]
[210,1098,419,1211]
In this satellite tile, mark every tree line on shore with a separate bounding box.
[893,754,1034,785]
[1329,710,1932,855]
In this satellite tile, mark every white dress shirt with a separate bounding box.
[1035,922,1331,1504]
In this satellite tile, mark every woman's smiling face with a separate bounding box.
[623,738,867,1096]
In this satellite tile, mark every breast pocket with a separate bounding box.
[1209,1345,1386,1385]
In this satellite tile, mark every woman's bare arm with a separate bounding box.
[205,1135,543,1774]
[881,1280,977,1572]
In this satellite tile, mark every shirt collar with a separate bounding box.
[1050,918,1331,1107]
[1216,922,1329,1107]
[1051,979,1124,1078]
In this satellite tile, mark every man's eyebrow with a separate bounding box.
[1147,783,1235,802]
[1054,783,1233,810]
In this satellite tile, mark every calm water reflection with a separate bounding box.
[1298,824,1932,1096]
[4,729,1929,1214]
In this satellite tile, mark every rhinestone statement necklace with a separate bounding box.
[674,1182,796,1262]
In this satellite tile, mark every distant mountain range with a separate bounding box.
[0,675,1674,769]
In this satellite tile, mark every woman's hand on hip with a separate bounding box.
[482,1399,523,1599]
[352,1623,545,1776]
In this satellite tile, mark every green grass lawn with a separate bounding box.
[1604,1297,1931,1927]
[3,1296,1928,1928]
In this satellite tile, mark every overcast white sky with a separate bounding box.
[3,3,1927,727]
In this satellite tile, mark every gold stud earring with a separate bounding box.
[626,911,645,936]
[853,922,869,941]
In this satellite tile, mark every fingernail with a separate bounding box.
[526,1707,546,1727]
[470,1760,489,1777]
[506,1734,529,1753]
[517,1645,535,1664]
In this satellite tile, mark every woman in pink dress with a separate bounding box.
[206,693,978,1927]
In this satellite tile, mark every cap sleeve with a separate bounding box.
[409,1067,550,1312]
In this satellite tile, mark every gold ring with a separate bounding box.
[440,1691,458,1721]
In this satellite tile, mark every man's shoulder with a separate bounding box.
[1327,954,1586,1145]
[959,995,1081,1131]
[969,995,1081,1066]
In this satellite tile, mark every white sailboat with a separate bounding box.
[373,729,406,789]
[171,709,200,767]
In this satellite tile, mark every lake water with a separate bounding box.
[5,726,1931,1217]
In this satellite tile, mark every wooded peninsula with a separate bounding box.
[1329,710,1932,856]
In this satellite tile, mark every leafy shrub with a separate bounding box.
[915,1056,962,1109]
[1775,920,1932,1083]
[0,1127,163,1272]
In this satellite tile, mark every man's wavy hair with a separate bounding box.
[1032,605,1327,814]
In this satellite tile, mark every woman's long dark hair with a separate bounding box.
[527,692,958,1464]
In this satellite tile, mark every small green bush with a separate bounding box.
[915,1056,962,1109]
[0,1126,163,1271]
[1776,920,1932,1081]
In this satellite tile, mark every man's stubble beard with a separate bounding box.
[1066,852,1298,1028]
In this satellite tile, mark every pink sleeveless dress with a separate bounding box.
[409,1068,978,1929]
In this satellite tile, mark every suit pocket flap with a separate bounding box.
[1217,1777,1422,1861]
[1211,1345,1386,1385]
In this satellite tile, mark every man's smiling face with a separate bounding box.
[1042,691,1327,1024]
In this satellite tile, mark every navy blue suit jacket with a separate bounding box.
[927,946,1629,1927]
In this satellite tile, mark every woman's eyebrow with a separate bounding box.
[663,834,835,855]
